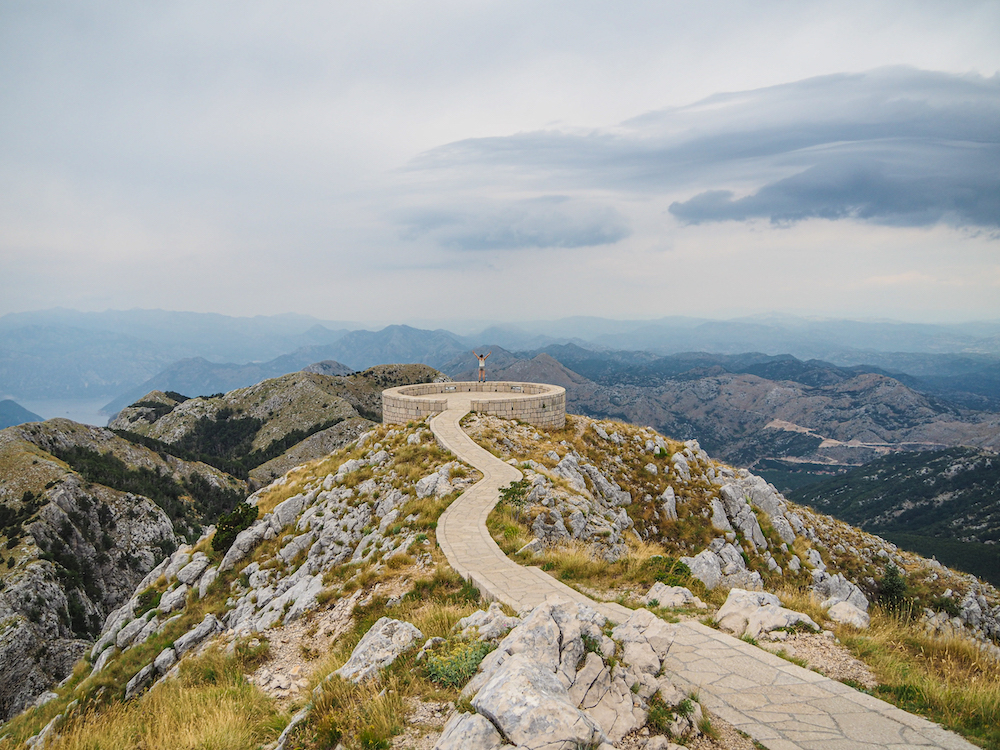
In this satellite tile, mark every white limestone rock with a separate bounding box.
[827,601,871,629]
[643,582,706,610]
[124,663,156,701]
[434,712,507,750]
[717,588,818,638]
[455,603,521,641]
[173,613,223,657]
[176,554,210,585]
[472,654,606,750]
[158,584,189,614]
[334,617,423,683]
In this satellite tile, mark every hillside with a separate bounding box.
[0,364,445,718]
[0,400,42,430]
[109,365,446,486]
[790,448,1000,584]
[0,410,996,749]
[0,419,246,719]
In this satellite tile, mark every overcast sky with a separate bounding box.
[2,1,998,326]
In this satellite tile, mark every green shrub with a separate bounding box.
[212,502,258,554]
[499,479,530,516]
[424,640,494,689]
[879,564,908,612]
[645,555,692,586]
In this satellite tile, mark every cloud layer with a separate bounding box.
[413,68,1000,230]
[400,196,630,251]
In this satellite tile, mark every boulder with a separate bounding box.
[716,589,781,635]
[680,550,721,590]
[219,520,268,571]
[176,555,210,586]
[827,601,870,629]
[472,654,606,750]
[813,572,869,612]
[173,614,223,657]
[709,498,733,533]
[124,663,156,701]
[334,617,423,683]
[659,486,677,522]
[158,584,189,614]
[116,611,155,649]
[434,712,507,750]
[717,589,817,638]
[642,583,706,610]
[455,603,521,641]
[153,647,178,674]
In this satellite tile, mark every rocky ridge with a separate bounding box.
[467,414,1000,658]
[2,413,998,749]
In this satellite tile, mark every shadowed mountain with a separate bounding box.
[0,400,43,430]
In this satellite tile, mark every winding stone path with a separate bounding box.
[420,386,977,750]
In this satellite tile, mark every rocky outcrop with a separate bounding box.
[334,618,423,683]
[716,589,819,639]
[642,583,706,610]
[681,537,763,591]
[0,471,180,720]
[441,599,701,749]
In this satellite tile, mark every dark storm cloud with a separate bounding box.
[413,68,1000,229]
[400,196,631,251]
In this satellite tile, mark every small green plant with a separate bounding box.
[424,640,494,689]
[879,564,908,612]
[646,693,674,734]
[212,502,258,554]
[498,478,530,516]
[582,634,602,656]
[740,633,759,646]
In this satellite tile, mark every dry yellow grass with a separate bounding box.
[23,649,284,750]
[839,607,1000,748]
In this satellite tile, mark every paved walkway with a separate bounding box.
[424,389,977,750]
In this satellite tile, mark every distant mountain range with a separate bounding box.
[5,311,1000,457]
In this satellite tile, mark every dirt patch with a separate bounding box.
[390,698,453,750]
[760,631,878,689]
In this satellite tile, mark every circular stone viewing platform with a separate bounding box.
[381,381,566,429]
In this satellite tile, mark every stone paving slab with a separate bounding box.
[410,387,978,750]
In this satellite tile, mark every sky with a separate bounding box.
[1,1,999,326]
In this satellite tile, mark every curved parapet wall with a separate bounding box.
[382,381,566,429]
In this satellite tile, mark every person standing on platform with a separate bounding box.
[474,350,491,383]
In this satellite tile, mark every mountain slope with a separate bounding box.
[0,420,246,719]
[0,400,42,430]
[790,448,1000,583]
[101,349,357,416]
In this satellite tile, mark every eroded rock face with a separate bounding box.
[472,654,605,750]
[827,601,870,629]
[435,712,507,750]
[0,472,180,720]
[681,538,763,591]
[642,583,706,610]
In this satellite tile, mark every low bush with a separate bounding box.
[424,640,494,689]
